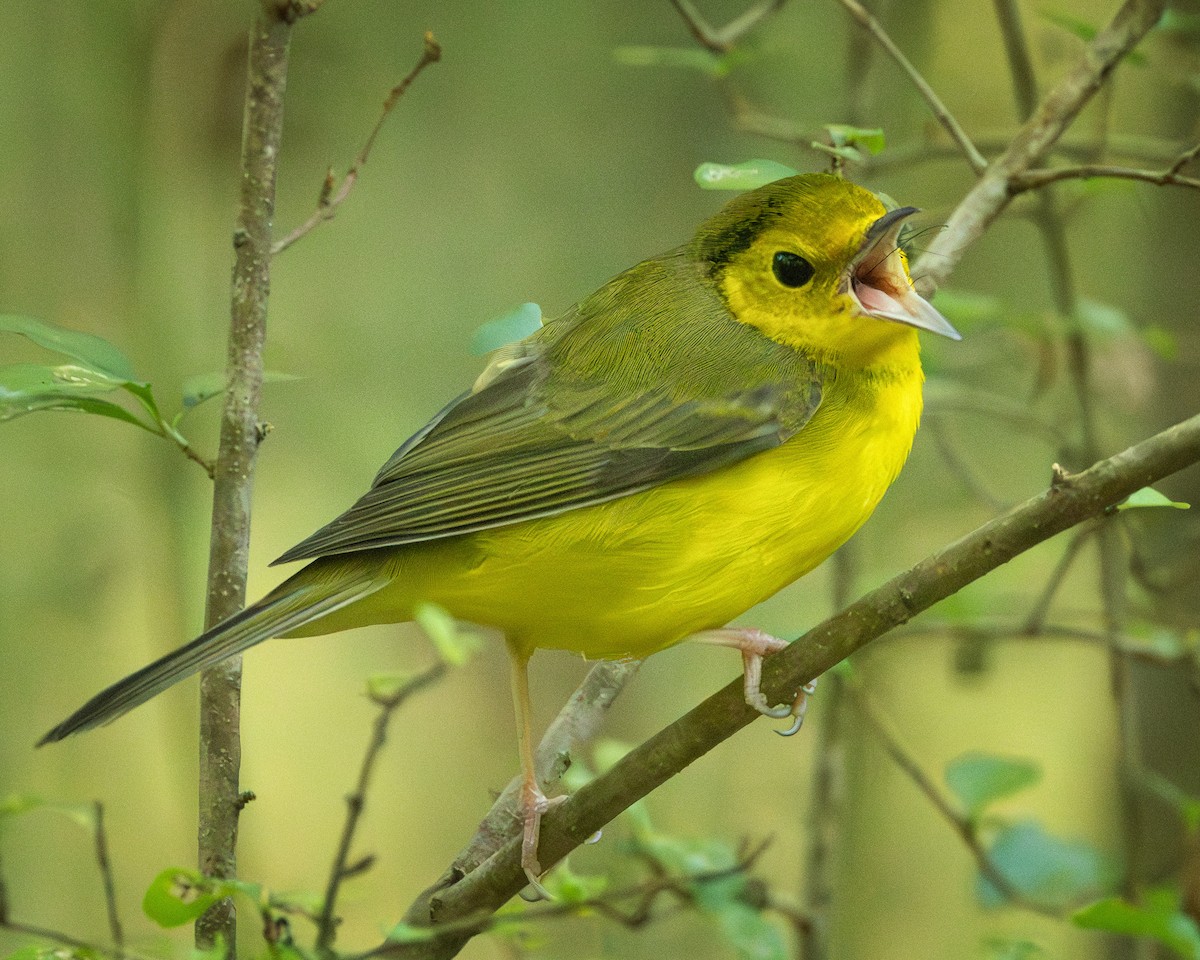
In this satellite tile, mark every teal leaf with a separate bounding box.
[714,901,787,960]
[414,602,482,667]
[945,752,1041,819]
[0,314,137,381]
[979,820,1112,909]
[1118,487,1189,511]
[1075,298,1133,337]
[1074,889,1200,959]
[695,159,800,191]
[142,867,223,927]
[470,303,542,355]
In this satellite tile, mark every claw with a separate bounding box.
[774,679,818,737]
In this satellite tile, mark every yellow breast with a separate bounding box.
[346,349,925,660]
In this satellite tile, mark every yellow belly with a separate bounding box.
[303,365,922,660]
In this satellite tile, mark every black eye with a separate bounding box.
[772,251,814,288]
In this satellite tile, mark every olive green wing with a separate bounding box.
[273,251,823,565]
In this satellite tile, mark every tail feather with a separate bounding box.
[38,566,390,745]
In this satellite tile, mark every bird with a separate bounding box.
[39,172,960,891]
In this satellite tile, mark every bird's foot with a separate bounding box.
[519,778,567,900]
[690,627,818,736]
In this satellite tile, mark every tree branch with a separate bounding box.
[668,0,787,54]
[913,0,1167,292]
[386,412,1200,957]
[198,3,296,950]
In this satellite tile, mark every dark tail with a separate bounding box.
[38,565,388,745]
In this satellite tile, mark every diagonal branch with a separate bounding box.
[388,411,1200,957]
[668,0,787,54]
[913,0,1167,291]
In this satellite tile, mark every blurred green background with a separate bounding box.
[1,1,1199,958]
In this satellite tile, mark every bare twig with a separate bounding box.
[1010,155,1200,194]
[389,412,1200,958]
[198,5,296,951]
[316,662,448,954]
[914,0,1167,291]
[272,32,442,256]
[668,0,786,54]
[842,677,1066,917]
[93,802,124,949]
[832,0,987,173]
[1021,521,1097,634]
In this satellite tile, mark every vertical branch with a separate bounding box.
[197,2,296,951]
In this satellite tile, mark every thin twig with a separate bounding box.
[272,32,442,256]
[92,802,124,949]
[832,0,987,173]
[842,677,1066,918]
[1021,521,1097,634]
[316,662,448,954]
[667,0,787,54]
[1010,157,1200,194]
[927,418,1009,513]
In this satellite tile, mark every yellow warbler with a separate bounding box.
[41,173,959,888]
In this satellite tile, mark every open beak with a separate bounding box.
[845,206,962,341]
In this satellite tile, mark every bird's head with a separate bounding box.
[694,173,960,369]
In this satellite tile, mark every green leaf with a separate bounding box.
[1136,769,1200,832]
[367,671,419,701]
[0,792,45,819]
[983,937,1046,960]
[824,124,886,154]
[1075,889,1200,959]
[0,314,137,381]
[414,602,482,667]
[143,867,223,927]
[1141,324,1178,360]
[694,159,800,191]
[470,303,543,355]
[0,360,154,428]
[810,142,865,165]
[1041,11,1148,65]
[979,820,1112,910]
[385,921,437,943]
[541,858,608,903]
[945,752,1042,819]
[180,370,301,412]
[1119,487,1190,511]
[3,947,70,960]
[612,45,737,77]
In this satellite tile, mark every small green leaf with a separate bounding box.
[613,45,736,77]
[1075,889,1200,959]
[414,602,482,667]
[0,314,137,381]
[1119,487,1190,511]
[810,142,865,165]
[470,303,542,356]
[367,672,419,701]
[180,370,301,412]
[143,867,223,927]
[978,820,1112,910]
[1142,324,1178,360]
[3,947,68,960]
[0,793,45,819]
[386,921,437,943]
[824,124,886,154]
[694,159,800,191]
[945,752,1042,819]
[541,859,608,903]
